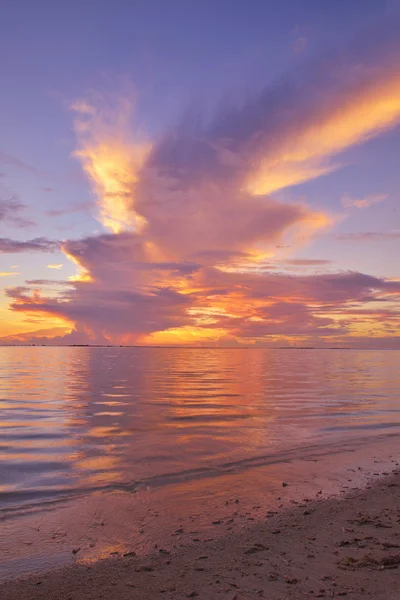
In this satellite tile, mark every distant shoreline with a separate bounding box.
[1,344,390,350]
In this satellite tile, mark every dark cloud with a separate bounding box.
[7,284,193,340]
[25,279,73,286]
[0,237,60,253]
[0,196,35,228]
[136,261,201,274]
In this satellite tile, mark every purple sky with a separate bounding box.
[1,0,400,347]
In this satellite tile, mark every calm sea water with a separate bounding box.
[1,347,399,510]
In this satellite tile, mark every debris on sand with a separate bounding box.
[245,543,269,554]
[338,552,400,570]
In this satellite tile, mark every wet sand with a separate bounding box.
[1,433,399,579]
[2,470,400,600]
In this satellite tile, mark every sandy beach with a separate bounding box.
[2,469,400,600]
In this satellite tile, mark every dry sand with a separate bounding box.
[1,472,400,600]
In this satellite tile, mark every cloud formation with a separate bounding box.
[4,23,400,347]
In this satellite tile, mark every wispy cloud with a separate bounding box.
[0,151,41,176]
[0,195,35,228]
[341,193,388,209]
[47,264,64,269]
[292,36,307,55]
[46,201,91,217]
[0,271,20,277]
[25,279,73,286]
[245,73,400,196]
[337,231,400,241]
[0,237,60,253]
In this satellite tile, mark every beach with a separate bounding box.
[2,468,400,600]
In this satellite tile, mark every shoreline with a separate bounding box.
[1,432,399,581]
[2,469,400,600]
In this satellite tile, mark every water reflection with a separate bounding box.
[1,347,400,508]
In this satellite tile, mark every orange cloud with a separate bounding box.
[71,93,150,234]
[247,73,400,196]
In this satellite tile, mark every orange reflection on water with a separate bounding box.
[1,346,400,510]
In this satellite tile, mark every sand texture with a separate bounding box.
[1,472,400,600]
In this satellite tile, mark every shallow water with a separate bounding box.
[1,347,399,511]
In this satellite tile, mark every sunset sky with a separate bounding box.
[1,0,400,347]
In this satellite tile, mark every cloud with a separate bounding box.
[292,36,307,55]
[47,264,64,269]
[0,272,20,277]
[244,65,400,196]
[25,279,73,286]
[0,237,60,253]
[341,193,388,209]
[0,195,35,228]
[0,151,41,176]
[46,201,92,217]
[176,24,400,198]
[337,231,400,241]
[7,249,400,345]
[0,326,73,345]
[71,92,150,233]
[279,259,332,266]
[5,21,400,346]
[7,283,193,343]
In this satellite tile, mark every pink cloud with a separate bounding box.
[341,193,388,209]
[4,23,400,346]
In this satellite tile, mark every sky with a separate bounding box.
[1,0,400,347]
